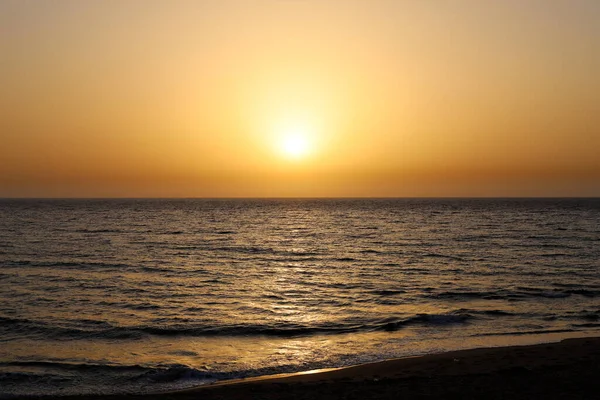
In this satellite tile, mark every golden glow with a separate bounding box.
[1,1,599,197]
[280,131,310,159]
[274,119,316,160]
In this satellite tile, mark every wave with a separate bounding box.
[421,252,465,261]
[209,245,321,258]
[428,287,600,301]
[74,229,121,234]
[0,360,221,397]
[370,289,406,296]
[10,306,597,342]
[473,328,582,337]
[3,260,134,271]
[373,312,472,332]
[0,311,480,341]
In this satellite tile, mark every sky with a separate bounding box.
[1,0,599,197]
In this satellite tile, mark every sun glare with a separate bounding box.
[278,127,311,159]
[281,134,309,158]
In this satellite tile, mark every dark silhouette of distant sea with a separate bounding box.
[1,198,599,397]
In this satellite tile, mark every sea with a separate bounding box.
[1,198,599,397]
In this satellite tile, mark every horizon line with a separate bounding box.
[1,196,599,200]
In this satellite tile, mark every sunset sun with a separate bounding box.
[280,134,309,159]
[277,125,312,160]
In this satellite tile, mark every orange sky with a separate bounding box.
[1,1,599,197]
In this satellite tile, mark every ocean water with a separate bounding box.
[1,198,599,397]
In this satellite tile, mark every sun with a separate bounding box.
[278,127,311,159]
[281,134,309,158]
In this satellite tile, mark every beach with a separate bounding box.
[4,0,600,397]
[27,336,598,400]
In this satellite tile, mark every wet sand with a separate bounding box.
[30,336,600,400]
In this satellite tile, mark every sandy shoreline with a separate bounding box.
[19,336,600,400]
